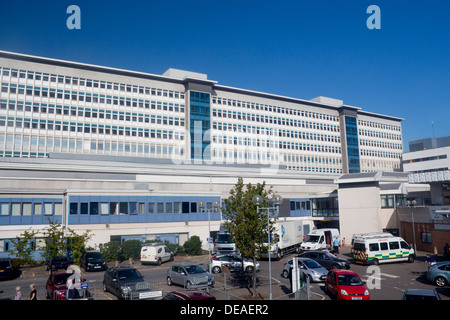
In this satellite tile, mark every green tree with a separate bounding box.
[67,229,92,265]
[41,220,91,265]
[222,177,277,297]
[8,228,38,267]
[42,220,67,263]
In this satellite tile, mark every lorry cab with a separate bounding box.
[301,228,340,251]
[351,233,415,265]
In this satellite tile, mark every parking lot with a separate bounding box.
[1,246,449,300]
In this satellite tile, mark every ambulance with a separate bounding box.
[351,233,415,265]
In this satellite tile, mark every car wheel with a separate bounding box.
[169,254,174,262]
[167,276,173,286]
[157,258,162,266]
[372,258,379,265]
[212,266,221,274]
[245,266,254,273]
[103,282,107,292]
[282,270,289,278]
[435,276,447,287]
[408,255,415,263]
[332,264,341,269]
[186,281,193,289]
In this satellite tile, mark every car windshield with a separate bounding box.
[184,265,206,274]
[217,234,233,243]
[87,253,102,260]
[306,235,321,243]
[54,274,72,285]
[337,274,363,286]
[118,269,142,281]
[303,259,322,269]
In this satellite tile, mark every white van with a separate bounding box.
[300,228,340,251]
[140,243,174,265]
[351,233,415,265]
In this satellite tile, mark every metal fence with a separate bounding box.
[211,271,310,300]
[123,281,163,300]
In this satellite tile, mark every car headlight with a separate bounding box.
[364,290,369,295]
[340,289,348,296]
[121,286,131,294]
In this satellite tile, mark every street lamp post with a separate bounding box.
[252,194,283,300]
[199,200,220,273]
[406,199,417,252]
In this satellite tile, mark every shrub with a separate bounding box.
[121,240,142,260]
[99,241,121,262]
[183,235,202,255]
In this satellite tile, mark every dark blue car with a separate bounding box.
[45,256,71,272]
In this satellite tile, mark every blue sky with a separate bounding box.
[1,0,449,151]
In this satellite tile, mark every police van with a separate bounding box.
[351,233,415,265]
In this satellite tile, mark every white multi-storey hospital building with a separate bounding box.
[0,51,407,255]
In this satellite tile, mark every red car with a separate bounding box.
[325,269,370,300]
[45,271,87,300]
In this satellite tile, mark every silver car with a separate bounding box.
[167,263,214,289]
[282,257,328,282]
[211,254,260,274]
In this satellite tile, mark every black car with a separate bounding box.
[103,266,149,300]
[298,251,351,270]
[0,258,14,280]
[80,251,107,272]
[45,256,71,272]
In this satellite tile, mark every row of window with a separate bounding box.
[0,201,62,216]
[69,201,220,215]
[358,128,402,142]
[0,116,185,141]
[212,132,342,153]
[1,83,186,115]
[403,154,448,164]
[358,119,401,133]
[0,135,184,158]
[212,108,340,133]
[359,138,403,151]
[0,67,185,100]
[212,96,340,123]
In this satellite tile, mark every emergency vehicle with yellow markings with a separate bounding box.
[351,233,415,265]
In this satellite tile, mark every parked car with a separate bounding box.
[0,258,14,280]
[44,256,71,272]
[103,266,148,300]
[45,271,89,300]
[140,243,173,265]
[298,251,351,270]
[80,251,107,272]
[401,289,441,300]
[211,254,260,274]
[427,261,450,287]
[325,269,370,300]
[167,263,214,289]
[162,290,216,300]
[282,257,328,282]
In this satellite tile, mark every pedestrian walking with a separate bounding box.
[29,284,37,300]
[14,286,23,300]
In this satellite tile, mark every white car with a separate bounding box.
[211,254,260,274]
